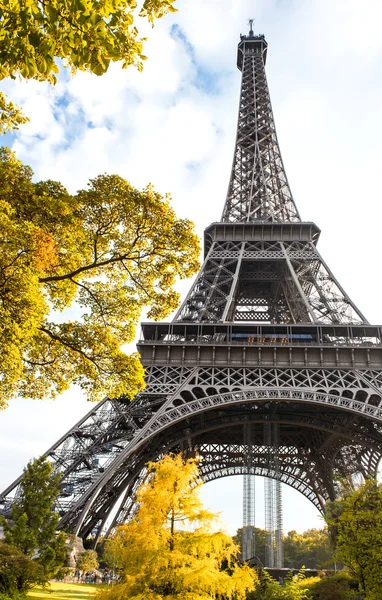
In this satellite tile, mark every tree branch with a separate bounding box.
[39,326,109,374]
[69,277,107,326]
[39,253,133,283]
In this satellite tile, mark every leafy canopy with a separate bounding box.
[234,526,333,570]
[247,568,319,600]
[0,92,29,133]
[325,479,382,600]
[0,0,177,132]
[101,454,257,600]
[308,572,359,600]
[76,549,99,573]
[0,147,200,407]
[0,541,45,596]
[1,457,68,585]
[282,528,333,570]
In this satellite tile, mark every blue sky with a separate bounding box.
[1,0,382,535]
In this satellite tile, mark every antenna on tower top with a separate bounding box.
[248,18,254,36]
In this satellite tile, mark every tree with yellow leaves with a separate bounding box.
[0,0,177,132]
[100,454,257,600]
[0,147,200,408]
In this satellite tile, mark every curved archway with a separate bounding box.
[78,392,382,541]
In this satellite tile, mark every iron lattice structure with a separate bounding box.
[264,423,283,567]
[2,29,382,565]
[242,423,256,562]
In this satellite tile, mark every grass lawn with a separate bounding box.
[28,581,104,600]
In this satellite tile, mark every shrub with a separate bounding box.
[0,541,44,595]
[0,593,27,600]
[77,549,99,573]
[309,572,359,600]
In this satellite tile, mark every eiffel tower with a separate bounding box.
[2,25,382,563]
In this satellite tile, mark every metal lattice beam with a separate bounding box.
[222,34,300,223]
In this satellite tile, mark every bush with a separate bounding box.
[247,569,322,600]
[0,593,27,600]
[77,549,99,573]
[247,569,280,599]
[0,542,44,595]
[309,572,360,600]
[279,571,319,600]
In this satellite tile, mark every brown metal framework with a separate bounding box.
[1,28,381,566]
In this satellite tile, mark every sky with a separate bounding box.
[1,0,382,536]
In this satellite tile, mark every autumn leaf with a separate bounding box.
[0,147,200,407]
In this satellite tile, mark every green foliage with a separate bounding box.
[233,527,267,565]
[283,528,333,569]
[308,572,359,600]
[1,457,68,584]
[325,479,382,600]
[76,549,99,573]
[0,0,176,132]
[101,454,257,599]
[0,541,45,595]
[0,147,200,407]
[0,591,29,600]
[234,526,333,570]
[279,572,320,600]
[247,569,280,600]
[247,568,319,600]
[0,92,28,133]
[0,594,26,600]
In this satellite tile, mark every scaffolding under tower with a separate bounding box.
[242,424,256,562]
[264,423,283,568]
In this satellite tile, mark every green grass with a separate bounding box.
[28,582,103,600]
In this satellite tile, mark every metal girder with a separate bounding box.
[174,238,367,325]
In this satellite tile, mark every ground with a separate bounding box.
[29,582,102,600]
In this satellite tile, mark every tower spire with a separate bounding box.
[222,30,300,223]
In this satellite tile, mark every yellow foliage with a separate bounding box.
[0,92,29,134]
[100,455,257,600]
[0,0,176,132]
[31,230,59,273]
[0,148,200,407]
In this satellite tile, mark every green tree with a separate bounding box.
[101,454,257,600]
[0,541,45,596]
[283,528,333,570]
[308,572,359,600]
[0,147,200,407]
[246,569,280,600]
[325,479,382,600]
[278,570,319,600]
[234,527,333,570]
[1,457,68,583]
[233,527,267,565]
[0,0,176,132]
[77,549,99,573]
